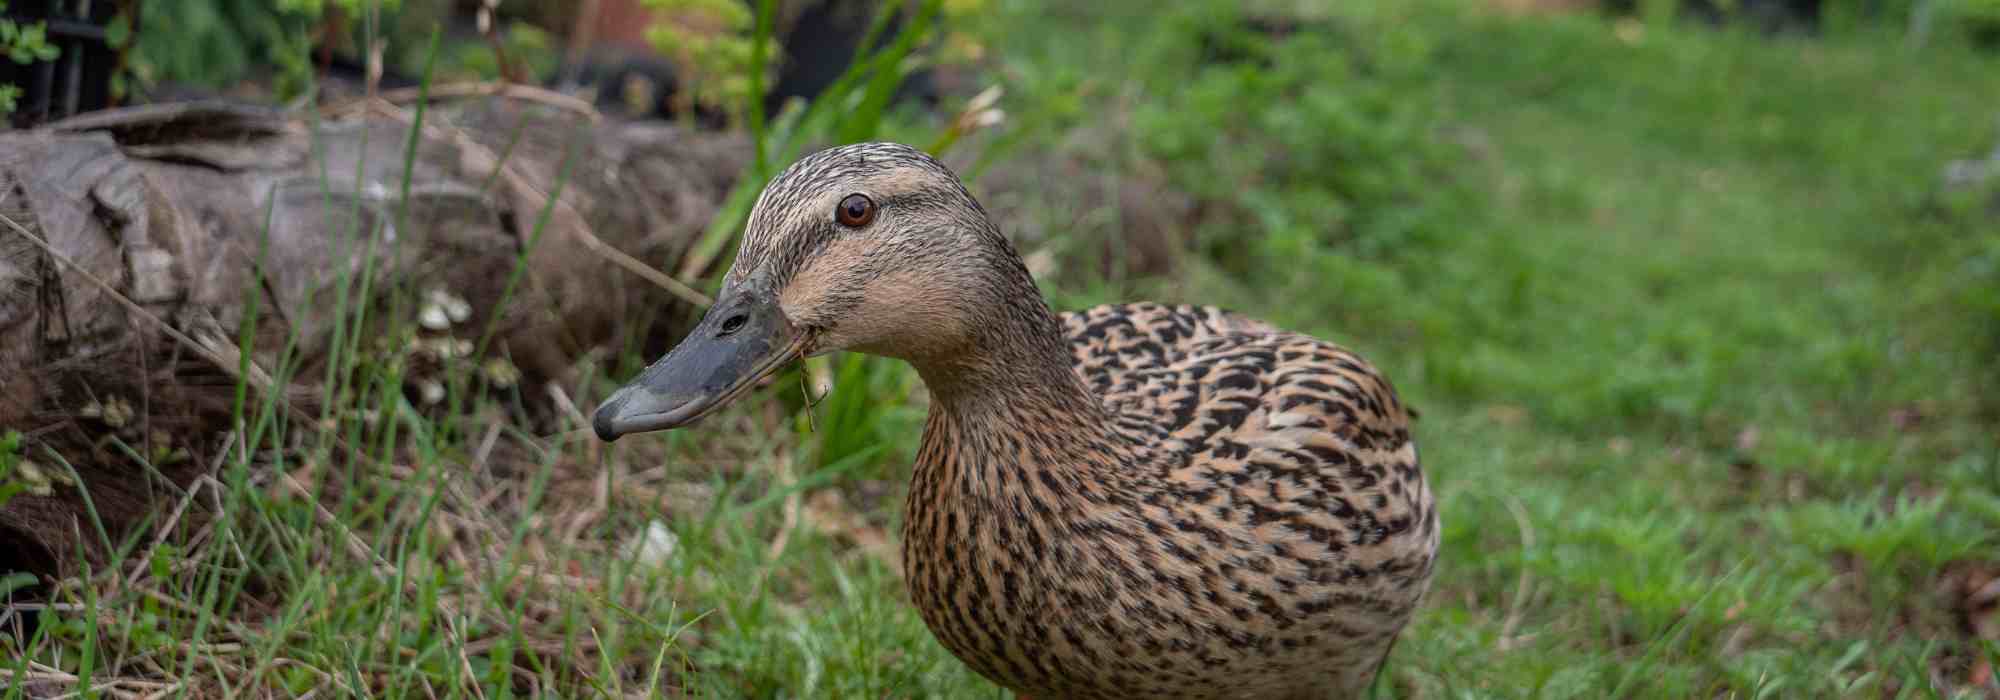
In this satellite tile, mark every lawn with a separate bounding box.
[4,0,1999,697]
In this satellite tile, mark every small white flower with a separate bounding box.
[418,304,452,331]
[417,379,446,405]
[428,288,473,324]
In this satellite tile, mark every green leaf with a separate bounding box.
[104,13,130,46]
[0,572,37,598]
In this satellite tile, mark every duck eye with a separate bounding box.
[718,314,747,335]
[836,194,875,228]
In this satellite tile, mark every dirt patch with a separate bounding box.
[1937,560,2000,694]
[1818,551,2000,697]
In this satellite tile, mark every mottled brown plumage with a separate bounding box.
[594,142,1439,699]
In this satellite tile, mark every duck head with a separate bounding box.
[593,142,1040,441]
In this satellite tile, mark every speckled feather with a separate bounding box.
[724,143,1439,699]
[903,302,1437,699]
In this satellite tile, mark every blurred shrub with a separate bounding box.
[432,21,560,84]
[1129,7,1466,274]
[119,0,570,101]
[1599,0,2000,42]
[644,0,760,123]
[641,0,986,130]
[1953,0,2000,44]
[122,0,400,100]
[275,0,400,14]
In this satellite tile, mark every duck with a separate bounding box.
[593,142,1439,699]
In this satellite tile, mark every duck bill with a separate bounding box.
[592,281,803,441]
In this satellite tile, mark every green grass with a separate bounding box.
[5,0,2000,697]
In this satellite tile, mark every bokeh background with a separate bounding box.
[2,0,1998,696]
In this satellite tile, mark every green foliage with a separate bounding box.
[1950,0,2000,43]
[433,21,559,84]
[0,0,62,115]
[275,0,400,14]
[120,0,528,101]
[643,0,761,121]
[1134,8,1462,267]
[1966,0,2000,19]
[641,0,990,131]
[121,0,320,98]
[0,430,24,510]
[798,354,924,474]
[0,17,57,63]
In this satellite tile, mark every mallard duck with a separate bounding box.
[594,142,1439,699]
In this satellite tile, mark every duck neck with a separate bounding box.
[911,289,1101,431]
[907,293,1129,516]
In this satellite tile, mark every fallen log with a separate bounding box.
[0,96,750,577]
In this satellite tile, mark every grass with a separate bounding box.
[5,0,2000,697]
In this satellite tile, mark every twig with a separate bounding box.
[446,611,489,700]
[265,657,354,698]
[197,474,257,577]
[0,668,175,698]
[565,0,605,83]
[50,682,151,700]
[135,680,187,700]
[471,418,504,473]
[767,454,802,564]
[1498,496,1537,650]
[546,382,591,433]
[273,472,406,589]
[133,588,251,640]
[123,458,217,590]
[129,434,232,584]
[563,505,603,556]
[0,668,79,683]
[561,221,716,307]
[476,0,523,85]
[328,82,602,122]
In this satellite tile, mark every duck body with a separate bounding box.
[904,302,1436,699]
[590,142,1438,699]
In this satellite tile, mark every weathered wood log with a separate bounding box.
[0,98,749,577]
